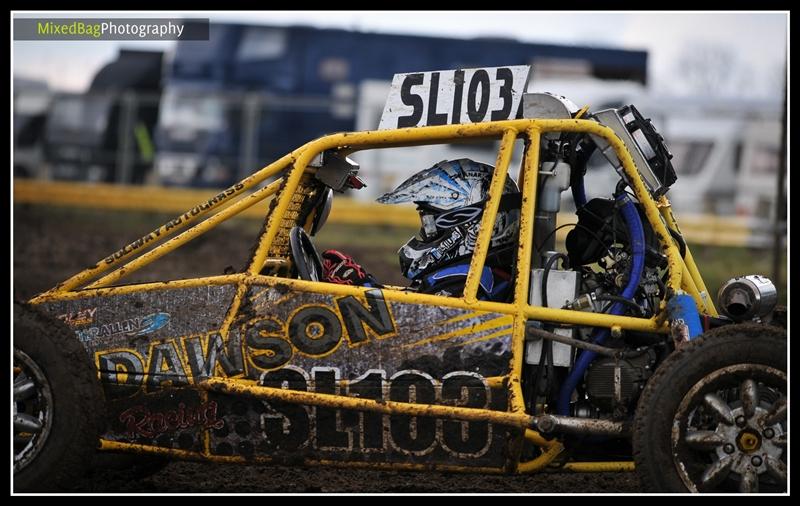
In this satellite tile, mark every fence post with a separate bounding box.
[770,68,787,289]
[240,92,261,181]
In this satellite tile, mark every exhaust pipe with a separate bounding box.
[534,414,630,438]
[717,275,777,322]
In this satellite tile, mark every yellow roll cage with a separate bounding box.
[30,118,717,473]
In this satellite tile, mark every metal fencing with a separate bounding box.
[15,87,786,203]
[13,88,355,186]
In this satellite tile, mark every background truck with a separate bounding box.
[154,22,648,187]
[42,49,163,184]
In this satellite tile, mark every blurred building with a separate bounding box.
[576,94,783,220]
[153,22,648,188]
[13,77,51,178]
[13,21,784,221]
[43,50,163,183]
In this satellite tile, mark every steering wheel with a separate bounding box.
[289,226,324,282]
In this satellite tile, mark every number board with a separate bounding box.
[378,66,531,130]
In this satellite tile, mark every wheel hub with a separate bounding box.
[711,405,783,479]
[736,429,761,453]
[673,365,787,492]
[13,348,54,473]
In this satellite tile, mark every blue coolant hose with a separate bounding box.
[572,175,587,209]
[556,192,646,415]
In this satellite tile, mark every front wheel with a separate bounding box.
[633,323,786,493]
[14,302,105,491]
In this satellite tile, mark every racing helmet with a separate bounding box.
[377,159,520,280]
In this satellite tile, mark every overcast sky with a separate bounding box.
[12,11,788,98]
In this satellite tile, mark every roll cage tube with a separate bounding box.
[247,119,684,299]
[34,119,690,331]
[28,118,699,476]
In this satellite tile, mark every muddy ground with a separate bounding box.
[85,461,640,493]
[14,204,642,493]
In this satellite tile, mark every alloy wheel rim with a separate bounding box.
[14,348,54,473]
[671,364,787,493]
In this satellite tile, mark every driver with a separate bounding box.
[321,159,520,302]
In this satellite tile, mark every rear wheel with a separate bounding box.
[633,324,786,493]
[13,302,105,491]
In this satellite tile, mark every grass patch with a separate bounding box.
[15,205,786,306]
[687,243,787,306]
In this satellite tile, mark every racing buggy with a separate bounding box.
[14,66,786,493]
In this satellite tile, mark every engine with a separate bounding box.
[524,191,669,419]
[565,196,668,321]
[522,95,676,420]
[584,349,656,418]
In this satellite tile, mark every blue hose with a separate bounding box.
[556,192,646,415]
[572,175,587,209]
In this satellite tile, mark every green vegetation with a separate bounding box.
[687,243,787,306]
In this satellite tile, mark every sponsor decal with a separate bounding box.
[119,400,223,438]
[103,183,244,265]
[435,205,483,228]
[78,312,170,342]
[57,307,97,327]
[95,291,396,391]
